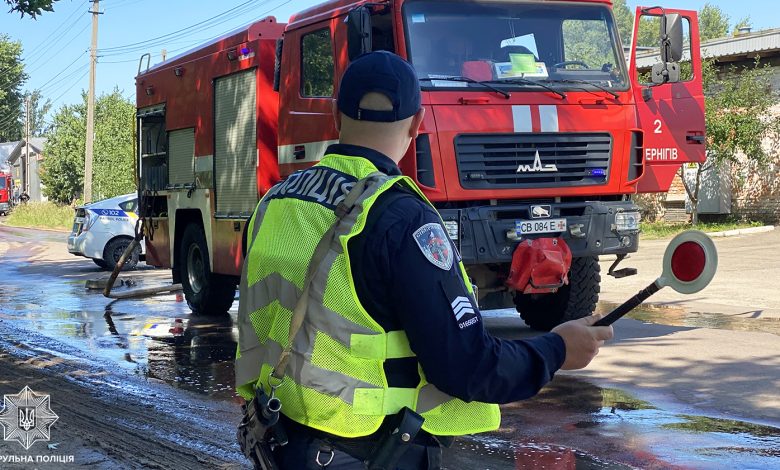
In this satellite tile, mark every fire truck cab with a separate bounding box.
[0,170,13,215]
[136,0,705,329]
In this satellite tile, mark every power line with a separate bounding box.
[26,20,92,76]
[97,0,264,53]
[42,63,90,96]
[35,52,89,93]
[49,70,90,114]
[0,1,87,77]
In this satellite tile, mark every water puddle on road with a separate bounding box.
[0,284,239,401]
[2,255,779,469]
[450,375,780,469]
[597,302,780,335]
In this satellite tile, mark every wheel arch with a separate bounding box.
[101,234,134,260]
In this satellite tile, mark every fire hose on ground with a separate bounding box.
[102,218,182,300]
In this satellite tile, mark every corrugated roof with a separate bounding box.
[3,138,47,165]
[0,141,19,162]
[636,28,780,69]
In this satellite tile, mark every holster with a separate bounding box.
[237,388,288,470]
[365,407,425,470]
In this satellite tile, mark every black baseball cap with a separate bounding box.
[337,51,421,123]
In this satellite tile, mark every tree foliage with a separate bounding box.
[25,89,52,137]
[614,2,746,50]
[562,18,620,70]
[732,17,752,36]
[0,34,26,142]
[611,0,634,47]
[4,0,58,18]
[301,29,334,97]
[682,60,780,224]
[698,3,730,42]
[42,89,136,204]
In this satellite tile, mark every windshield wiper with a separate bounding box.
[485,77,566,99]
[541,79,619,99]
[420,76,511,99]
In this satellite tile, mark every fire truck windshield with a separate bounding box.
[403,1,628,92]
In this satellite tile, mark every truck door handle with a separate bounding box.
[686,134,705,144]
[293,145,306,160]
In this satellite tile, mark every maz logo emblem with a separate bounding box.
[531,205,551,219]
[517,151,558,173]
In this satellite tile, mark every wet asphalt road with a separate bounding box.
[0,225,778,469]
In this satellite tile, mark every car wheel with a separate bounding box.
[179,224,236,316]
[103,237,140,271]
[93,258,109,270]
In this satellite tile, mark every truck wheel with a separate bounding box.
[103,237,140,271]
[514,256,600,331]
[179,224,236,316]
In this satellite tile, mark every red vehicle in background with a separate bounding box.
[0,170,13,216]
[135,0,705,329]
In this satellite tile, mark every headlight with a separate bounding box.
[615,211,640,232]
[443,220,459,240]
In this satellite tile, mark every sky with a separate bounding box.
[1,0,777,116]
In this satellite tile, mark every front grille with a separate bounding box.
[455,133,612,189]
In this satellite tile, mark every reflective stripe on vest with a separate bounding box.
[236,154,500,437]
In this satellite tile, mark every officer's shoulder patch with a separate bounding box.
[412,223,453,271]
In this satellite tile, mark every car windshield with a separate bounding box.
[403,0,627,91]
[0,178,5,189]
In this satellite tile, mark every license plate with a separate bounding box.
[515,218,567,235]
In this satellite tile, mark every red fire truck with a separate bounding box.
[135,0,705,329]
[0,170,13,216]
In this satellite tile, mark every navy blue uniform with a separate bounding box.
[336,144,567,404]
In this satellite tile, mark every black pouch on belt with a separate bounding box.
[365,407,425,470]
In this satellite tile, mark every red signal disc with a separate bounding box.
[671,241,706,282]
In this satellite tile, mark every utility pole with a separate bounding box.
[24,96,30,196]
[84,0,101,203]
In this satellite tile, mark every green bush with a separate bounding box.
[640,220,762,240]
[4,201,74,230]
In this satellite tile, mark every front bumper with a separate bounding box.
[439,200,640,266]
[0,202,9,212]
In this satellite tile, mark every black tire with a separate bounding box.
[103,237,140,271]
[179,224,236,316]
[93,258,109,270]
[515,256,600,331]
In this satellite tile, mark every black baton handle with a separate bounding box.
[594,281,662,326]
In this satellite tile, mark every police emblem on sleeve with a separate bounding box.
[413,223,453,270]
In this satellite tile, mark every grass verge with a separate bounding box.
[641,220,763,240]
[4,202,74,231]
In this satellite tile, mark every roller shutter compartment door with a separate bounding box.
[214,69,258,216]
[168,128,195,185]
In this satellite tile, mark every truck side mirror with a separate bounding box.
[660,13,683,63]
[649,13,683,85]
[346,6,372,61]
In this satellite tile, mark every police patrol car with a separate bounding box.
[67,193,144,270]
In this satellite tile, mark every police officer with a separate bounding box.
[236,51,613,469]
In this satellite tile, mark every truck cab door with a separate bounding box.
[277,21,340,178]
[630,8,705,193]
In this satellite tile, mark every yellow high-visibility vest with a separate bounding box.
[236,153,500,438]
